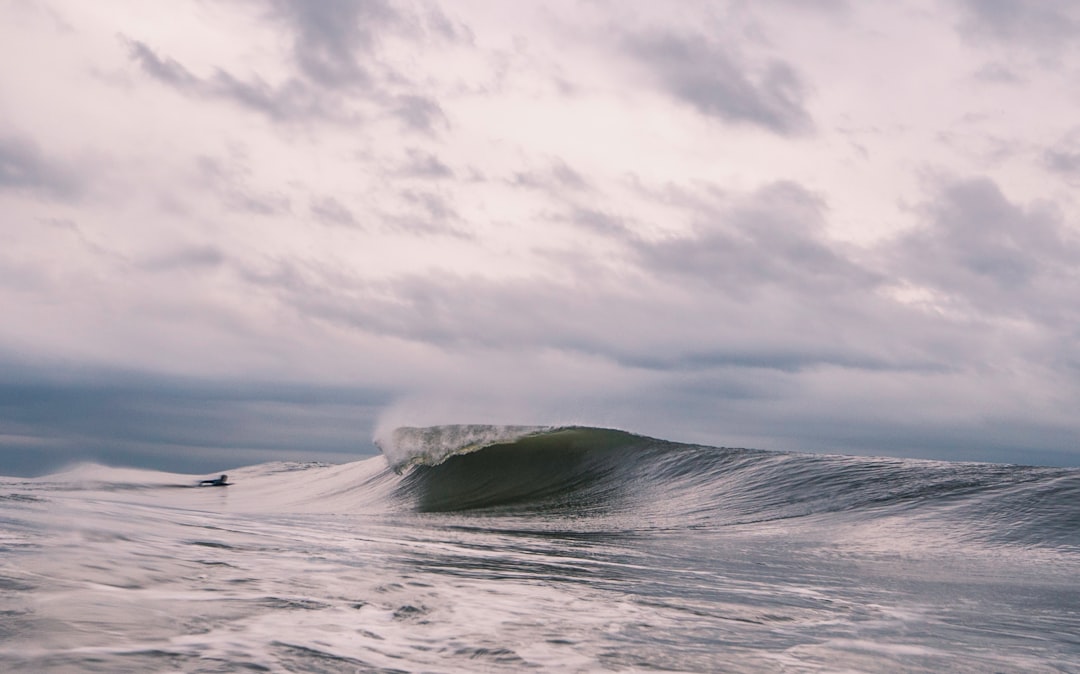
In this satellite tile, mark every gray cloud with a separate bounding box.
[0,366,390,476]
[261,0,460,132]
[616,348,918,376]
[401,190,454,218]
[399,149,454,179]
[258,264,943,378]
[420,1,471,43]
[0,135,80,198]
[245,267,649,360]
[196,155,292,215]
[127,39,347,123]
[141,245,226,273]
[267,0,399,88]
[223,190,292,215]
[6,0,1080,470]
[126,39,199,89]
[954,0,1080,50]
[624,31,812,135]
[232,184,941,380]
[1043,131,1080,178]
[511,159,590,193]
[1044,149,1080,176]
[393,94,448,134]
[889,177,1079,326]
[125,0,449,134]
[209,70,337,123]
[310,196,360,227]
[638,182,878,295]
[388,189,468,237]
[568,207,632,239]
[740,399,1080,466]
[972,61,1025,84]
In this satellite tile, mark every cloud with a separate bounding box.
[0,135,80,198]
[310,196,360,227]
[256,272,661,371]
[126,39,349,123]
[387,189,467,237]
[567,207,632,239]
[124,0,451,133]
[196,155,292,215]
[510,159,590,193]
[210,70,338,123]
[1044,149,1080,176]
[125,39,199,89]
[0,366,390,475]
[141,245,226,273]
[623,31,812,135]
[4,0,1080,468]
[231,180,931,380]
[888,177,1080,329]
[638,182,877,295]
[972,61,1025,84]
[266,0,399,88]
[399,149,454,179]
[393,94,448,134]
[1042,129,1080,179]
[954,0,1080,52]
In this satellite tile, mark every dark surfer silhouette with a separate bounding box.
[198,474,230,487]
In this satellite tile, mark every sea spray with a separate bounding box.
[375,424,551,471]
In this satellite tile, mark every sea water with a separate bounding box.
[1,426,1078,672]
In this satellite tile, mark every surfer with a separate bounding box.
[199,474,229,487]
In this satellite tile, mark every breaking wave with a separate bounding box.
[10,425,1079,550]
[370,425,1080,549]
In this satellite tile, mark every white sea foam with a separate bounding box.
[374,424,550,471]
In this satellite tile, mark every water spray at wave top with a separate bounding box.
[1,425,1078,672]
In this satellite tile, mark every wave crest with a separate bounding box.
[375,424,552,472]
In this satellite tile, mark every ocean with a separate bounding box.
[1,425,1078,672]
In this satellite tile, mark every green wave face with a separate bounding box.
[377,425,667,470]
[391,426,666,513]
[377,425,1080,552]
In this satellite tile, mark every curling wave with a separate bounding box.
[374,425,1080,549]
[12,425,1078,551]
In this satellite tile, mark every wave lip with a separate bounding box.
[376,424,552,472]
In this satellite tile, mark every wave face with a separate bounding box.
[380,425,1080,549]
[388,426,661,512]
[3,425,1079,673]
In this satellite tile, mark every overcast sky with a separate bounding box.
[2,0,1080,475]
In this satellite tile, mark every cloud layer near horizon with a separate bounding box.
[2,0,1080,474]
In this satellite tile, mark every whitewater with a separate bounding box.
[1,426,1078,673]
